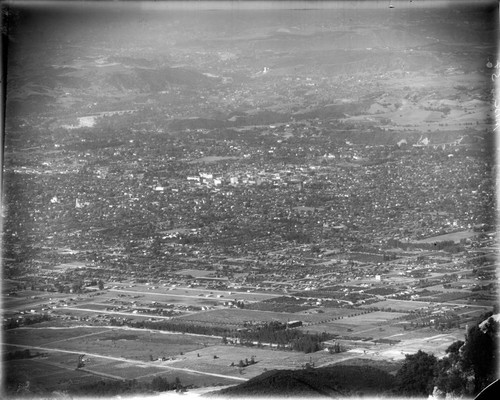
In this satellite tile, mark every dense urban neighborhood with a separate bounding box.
[2,1,498,399]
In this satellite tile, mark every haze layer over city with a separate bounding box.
[1,1,498,398]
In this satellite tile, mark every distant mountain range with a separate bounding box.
[4,3,495,140]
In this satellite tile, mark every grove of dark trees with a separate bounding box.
[396,313,498,397]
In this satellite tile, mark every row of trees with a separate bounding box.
[124,319,232,337]
[395,313,498,397]
[54,279,104,294]
[236,322,334,353]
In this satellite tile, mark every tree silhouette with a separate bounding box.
[395,350,438,396]
[461,318,498,394]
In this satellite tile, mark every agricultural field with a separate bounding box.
[5,326,371,391]
[376,329,467,360]
[49,306,169,322]
[173,308,298,327]
[109,284,280,303]
[300,307,359,319]
[245,301,312,313]
[4,326,222,362]
[361,299,433,312]
[2,290,78,310]
[5,326,107,346]
[173,307,368,328]
[5,358,101,393]
[332,311,407,326]
[3,344,243,392]
[175,269,216,277]
[168,344,358,380]
[418,292,473,303]
[299,312,407,338]
[98,289,223,308]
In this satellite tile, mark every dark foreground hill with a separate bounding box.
[206,365,396,398]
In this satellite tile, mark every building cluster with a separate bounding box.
[3,119,495,322]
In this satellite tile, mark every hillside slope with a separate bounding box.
[207,364,396,398]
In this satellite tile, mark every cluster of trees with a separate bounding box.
[237,323,333,353]
[4,313,51,330]
[150,376,184,393]
[125,319,232,337]
[290,333,330,353]
[232,356,257,369]
[53,279,104,293]
[395,314,498,397]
